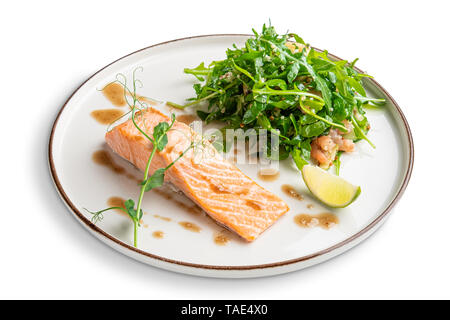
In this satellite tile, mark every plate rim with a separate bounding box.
[48,34,414,271]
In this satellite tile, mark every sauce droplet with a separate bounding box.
[153,214,172,222]
[92,150,125,174]
[90,109,125,125]
[307,204,314,209]
[294,213,338,229]
[214,232,231,246]
[281,184,304,200]
[178,221,201,233]
[102,82,126,107]
[106,196,143,223]
[152,231,164,239]
[257,170,280,182]
[106,196,128,217]
[107,196,126,208]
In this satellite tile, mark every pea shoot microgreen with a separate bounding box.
[85,69,194,248]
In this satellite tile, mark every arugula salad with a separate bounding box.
[170,24,384,172]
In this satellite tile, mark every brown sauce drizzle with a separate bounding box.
[107,196,126,209]
[90,109,124,125]
[179,221,201,233]
[153,214,172,222]
[106,196,127,217]
[102,82,126,107]
[152,231,164,239]
[294,213,338,229]
[176,114,199,125]
[281,184,304,200]
[257,170,280,182]
[214,232,231,246]
[106,196,143,223]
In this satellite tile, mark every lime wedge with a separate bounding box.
[301,165,361,208]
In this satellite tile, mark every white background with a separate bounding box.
[1,0,449,299]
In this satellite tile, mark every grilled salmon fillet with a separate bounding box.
[105,107,289,241]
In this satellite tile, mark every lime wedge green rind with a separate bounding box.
[301,165,361,208]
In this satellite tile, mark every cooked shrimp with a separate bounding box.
[329,129,355,152]
[338,120,353,135]
[285,41,305,53]
[311,136,337,169]
[310,127,355,168]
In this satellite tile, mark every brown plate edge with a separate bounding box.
[48,34,414,272]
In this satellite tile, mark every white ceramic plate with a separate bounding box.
[49,35,413,278]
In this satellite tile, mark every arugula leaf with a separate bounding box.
[292,147,308,170]
[257,114,272,130]
[180,23,382,171]
[243,101,266,124]
[265,79,287,90]
[197,110,210,121]
[288,33,305,45]
[301,120,328,137]
[184,62,211,81]
[287,62,300,83]
[348,77,366,96]
[289,113,299,135]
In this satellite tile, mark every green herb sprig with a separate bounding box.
[86,69,193,248]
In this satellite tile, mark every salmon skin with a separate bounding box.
[105,107,289,241]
